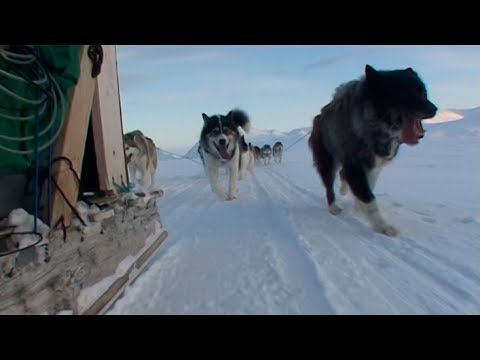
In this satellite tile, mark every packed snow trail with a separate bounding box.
[107,113,480,315]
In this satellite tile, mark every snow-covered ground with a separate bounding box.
[107,108,480,315]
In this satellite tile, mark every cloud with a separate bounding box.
[304,47,384,70]
[117,45,227,65]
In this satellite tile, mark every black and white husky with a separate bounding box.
[198,109,251,200]
[260,144,272,165]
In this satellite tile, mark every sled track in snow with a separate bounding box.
[109,161,479,314]
[252,166,480,314]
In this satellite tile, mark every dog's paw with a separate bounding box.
[374,223,400,237]
[213,191,225,199]
[329,203,342,215]
[226,194,237,201]
[353,199,362,212]
[212,187,225,198]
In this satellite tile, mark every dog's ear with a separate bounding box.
[133,131,142,143]
[225,110,234,120]
[405,67,417,76]
[365,64,378,79]
[202,113,210,124]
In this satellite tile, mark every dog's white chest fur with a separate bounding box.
[375,138,401,167]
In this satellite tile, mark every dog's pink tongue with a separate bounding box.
[402,118,425,146]
[218,146,231,160]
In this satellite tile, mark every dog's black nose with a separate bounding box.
[219,139,226,146]
[427,101,438,118]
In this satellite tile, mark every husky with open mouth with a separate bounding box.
[308,65,437,236]
[198,109,251,200]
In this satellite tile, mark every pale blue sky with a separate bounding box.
[116,45,480,153]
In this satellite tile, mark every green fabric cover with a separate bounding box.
[0,45,82,174]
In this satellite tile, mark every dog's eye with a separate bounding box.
[212,128,220,135]
[224,128,232,135]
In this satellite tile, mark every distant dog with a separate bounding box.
[272,141,284,163]
[261,144,272,165]
[124,130,158,189]
[253,146,262,163]
[308,64,437,236]
[198,109,251,200]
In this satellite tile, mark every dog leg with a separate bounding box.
[135,168,146,188]
[311,139,341,214]
[238,152,248,180]
[145,167,157,192]
[359,201,399,237]
[150,170,156,189]
[343,164,399,236]
[206,166,225,199]
[248,154,255,171]
[227,169,239,200]
[143,169,152,189]
[367,165,382,191]
[226,151,239,200]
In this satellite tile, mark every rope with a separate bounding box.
[0,45,66,155]
[163,130,311,167]
[33,45,41,235]
[160,148,203,165]
[283,130,311,152]
[0,231,43,258]
[0,156,87,258]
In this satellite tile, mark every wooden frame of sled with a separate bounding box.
[0,45,167,315]
[50,45,129,228]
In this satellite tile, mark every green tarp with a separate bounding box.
[0,45,82,174]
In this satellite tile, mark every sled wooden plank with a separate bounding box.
[83,229,168,315]
[50,45,97,228]
[91,45,128,193]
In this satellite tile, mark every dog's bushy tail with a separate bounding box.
[230,109,251,134]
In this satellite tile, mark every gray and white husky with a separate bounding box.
[124,130,158,190]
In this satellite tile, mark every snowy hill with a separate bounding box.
[425,107,480,138]
[423,109,464,124]
[157,148,183,161]
[107,107,480,315]
[184,143,201,160]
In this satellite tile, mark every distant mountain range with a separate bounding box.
[159,107,479,160]
[424,106,480,138]
[183,126,312,160]
[157,148,184,161]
